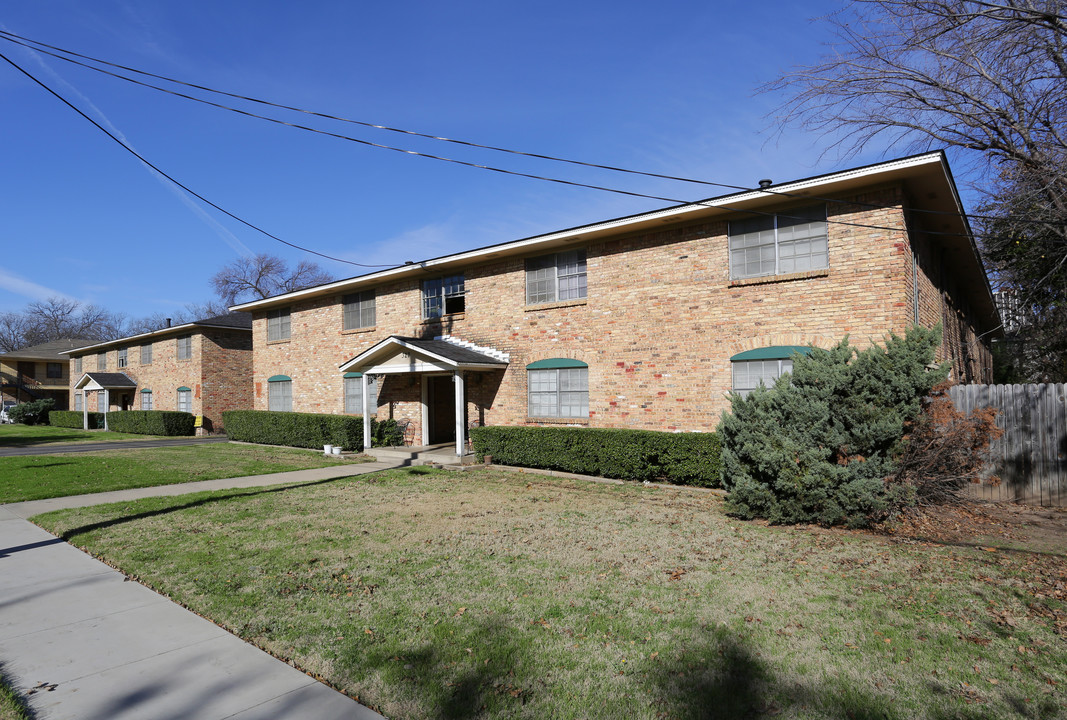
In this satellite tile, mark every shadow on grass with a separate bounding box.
[0,660,36,720]
[52,476,356,541]
[347,619,901,720]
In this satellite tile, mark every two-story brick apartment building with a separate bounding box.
[232,152,999,455]
[65,313,253,432]
[1,338,90,411]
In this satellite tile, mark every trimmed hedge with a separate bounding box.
[469,426,722,487]
[8,398,55,425]
[221,410,403,451]
[49,410,105,429]
[106,411,196,436]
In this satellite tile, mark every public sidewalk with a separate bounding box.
[0,459,402,719]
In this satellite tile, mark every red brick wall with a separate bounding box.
[251,185,994,438]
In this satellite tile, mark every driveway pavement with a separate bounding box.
[0,460,401,719]
[0,435,230,457]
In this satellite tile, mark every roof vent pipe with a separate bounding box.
[758,179,773,189]
[165,318,172,328]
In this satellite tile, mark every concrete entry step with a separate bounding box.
[366,444,478,466]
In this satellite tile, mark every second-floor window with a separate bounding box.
[526,250,587,305]
[177,335,192,360]
[343,291,376,330]
[729,205,828,280]
[118,347,128,368]
[73,357,82,374]
[422,275,465,319]
[141,343,153,364]
[97,352,107,371]
[267,308,291,341]
[46,362,62,379]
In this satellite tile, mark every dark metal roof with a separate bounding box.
[81,372,138,388]
[0,338,95,361]
[394,337,506,365]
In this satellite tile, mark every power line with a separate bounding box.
[2,27,1065,234]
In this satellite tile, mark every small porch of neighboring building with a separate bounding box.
[73,372,137,430]
[339,335,509,458]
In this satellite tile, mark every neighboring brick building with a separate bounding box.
[1,338,91,411]
[66,313,253,432]
[232,152,1000,454]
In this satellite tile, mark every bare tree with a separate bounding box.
[0,297,126,351]
[125,300,231,336]
[766,0,1067,379]
[211,254,335,306]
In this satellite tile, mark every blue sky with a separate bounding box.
[0,1,955,322]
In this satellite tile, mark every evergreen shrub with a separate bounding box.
[469,425,722,487]
[720,326,949,527]
[48,410,104,429]
[8,398,55,425]
[222,410,402,451]
[106,411,195,436]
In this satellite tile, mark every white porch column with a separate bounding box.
[101,389,109,431]
[454,370,465,456]
[82,394,88,430]
[361,373,371,452]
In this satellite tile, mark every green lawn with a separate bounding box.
[0,444,370,503]
[32,468,1067,720]
[0,666,31,720]
[0,423,163,447]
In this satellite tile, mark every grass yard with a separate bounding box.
[0,423,163,447]
[0,669,30,720]
[32,468,1067,720]
[0,444,370,503]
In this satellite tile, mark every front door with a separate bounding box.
[427,375,456,444]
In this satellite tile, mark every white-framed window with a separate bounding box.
[732,359,793,398]
[343,374,378,414]
[422,275,465,319]
[177,335,192,360]
[97,352,107,371]
[74,392,83,411]
[141,343,153,364]
[527,360,589,418]
[268,376,292,412]
[98,392,108,412]
[117,347,128,368]
[141,390,153,410]
[729,205,828,280]
[74,356,82,374]
[526,250,587,304]
[343,291,376,330]
[267,308,291,341]
[177,387,192,413]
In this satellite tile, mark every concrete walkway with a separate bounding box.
[0,460,402,719]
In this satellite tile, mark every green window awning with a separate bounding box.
[267,375,291,382]
[343,372,362,378]
[526,358,588,370]
[140,388,152,393]
[730,346,813,362]
[176,386,191,392]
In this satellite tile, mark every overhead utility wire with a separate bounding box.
[0,34,1032,246]
[2,28,1062,233]
[0,50,394,268]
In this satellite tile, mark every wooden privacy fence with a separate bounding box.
[949,383,1067,507]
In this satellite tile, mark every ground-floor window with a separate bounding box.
[527,359,589,418]
[268,375,292,412]
[730,346,813,398]
[343,373,378,414]
[74,392,82,411]
[177,386,192,413]
[141,389,153,410]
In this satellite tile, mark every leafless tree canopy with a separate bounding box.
[211,254,335,306]
[123,300,231,336]
[0,297,126,352]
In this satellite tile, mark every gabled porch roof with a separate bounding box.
[74,372,138,391]
[339,335,509,375]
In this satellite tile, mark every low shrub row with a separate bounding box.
[469,425,722,487]
[222,410,403,451]
[106,411,196,436]
[48,410,105,429]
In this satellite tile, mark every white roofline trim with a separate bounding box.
[232,152,948,312]
[339,336,509,373]
[62,322,252,356]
